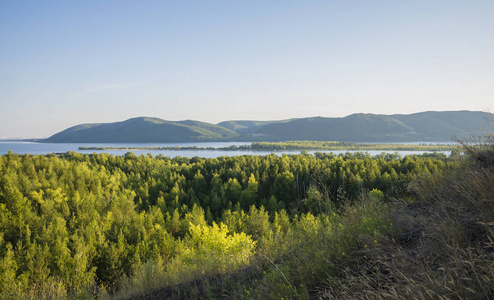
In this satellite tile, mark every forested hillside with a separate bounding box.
[44,117,239,143]
[254,114,415,141]
[392,111,493,140]
[254,111,493,141]
[216,120,278,135]
[2,149,477,299]
[43,111,493,143]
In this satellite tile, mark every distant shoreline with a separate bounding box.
[0,139,39,142]
[78,141,458,152]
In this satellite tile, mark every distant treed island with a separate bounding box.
[78,141,457,152]
[43,110,493,143]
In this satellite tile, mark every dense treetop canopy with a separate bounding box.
[0,151,454,297]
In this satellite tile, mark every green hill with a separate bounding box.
[176,120,239,139]
[254,111,493,142]
[391,110,493,141]
[44,117,238,143]
[254,114,416,142]
[44,111,493,143]
[216,120,278,134]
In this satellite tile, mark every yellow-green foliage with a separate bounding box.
[245,193,392,299]
[116,222,256,298]
[0,151,451,299]
[178,222,256,275]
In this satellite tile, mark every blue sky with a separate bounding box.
[1,0,493,138]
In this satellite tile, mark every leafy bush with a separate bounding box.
[116,222,256,298]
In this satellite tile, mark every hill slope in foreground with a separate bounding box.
[43,110,493,143]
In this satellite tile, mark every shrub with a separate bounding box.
[116,222,256,298]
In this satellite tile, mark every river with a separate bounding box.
[0,141,451,158]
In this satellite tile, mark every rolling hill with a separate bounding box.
[254,114,416,142]
[44,117,239,143]
[391,111,493,141]
[43,111,493,143]
[217,120,276,135]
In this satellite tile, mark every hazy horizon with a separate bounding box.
[2,1,493,138]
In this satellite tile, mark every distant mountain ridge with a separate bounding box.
[43,111,493,143]
[45,117,239,143]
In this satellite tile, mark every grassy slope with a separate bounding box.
[324,137,494,299]
[120,137,494,300]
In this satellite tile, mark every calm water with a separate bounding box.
[0,141,451,158]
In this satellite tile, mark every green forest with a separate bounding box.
[1,139,493,299]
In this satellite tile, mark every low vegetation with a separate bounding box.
[0,135,492,299]
[79,140,457,152]
[319,134,494,299]
[250,140,456,151]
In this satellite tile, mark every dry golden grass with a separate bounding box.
[320,139,494,300]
